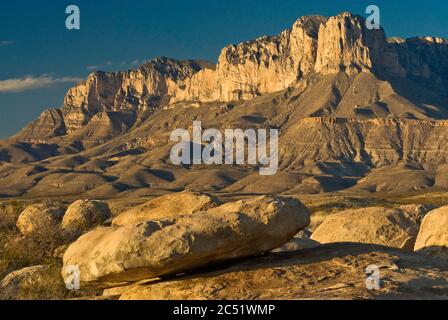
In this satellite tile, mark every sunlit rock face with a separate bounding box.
[4,12,448,177]
[314,12,387,74]
[61,58,212,132]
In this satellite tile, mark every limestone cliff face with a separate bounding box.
[4,12,448,198]
[9,12,448,145]
[211,15,326,101]
[388,37,448,80]
[56,12,448,112]
[314,13,386,74]
[171,15,326,102]
[61,58,212,132]
[61,12,392,115]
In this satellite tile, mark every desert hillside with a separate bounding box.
[2,11,448,301]
[1,12,448,198]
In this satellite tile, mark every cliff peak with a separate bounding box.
[7,12,448,148]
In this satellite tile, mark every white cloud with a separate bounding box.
[86,61,113,71]
[0,41,13,46]
[86,59,142,71]
[0,75,83,93]
[86,65,100,71]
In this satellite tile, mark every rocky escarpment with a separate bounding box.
[187,15,326,102]
[314,13,386,74]
[62,58,213,119]
[177,13,448,102]
[11,59,214,143]
[1,12,448,197]
[388,37,448,80]
[8,12,448,145]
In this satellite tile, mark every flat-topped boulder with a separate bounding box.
[62,196,310,287]
[311,205,429,250]
[112,191,220,226]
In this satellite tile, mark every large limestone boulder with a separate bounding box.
[62,196,310,287]
[414,206,448,259]
[112,191,220,226]
[0,265,50,299]
[119,243,448,300]
[311,205,429,250]
[16,203,65,236]
[61,200,111,233]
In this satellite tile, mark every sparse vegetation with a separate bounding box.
[0,201,100,300]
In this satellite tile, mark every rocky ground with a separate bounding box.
[1,190,448,300]
[118,244,448,300]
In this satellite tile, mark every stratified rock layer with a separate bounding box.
[1,12,448,198]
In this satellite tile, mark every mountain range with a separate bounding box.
[2,12,448,198]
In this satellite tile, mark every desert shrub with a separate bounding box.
[0,259,102,300]
[0,204,70,298]
[0,200,103,299]
[0,261,63,300]
[0,233,102,300]
[0,218,77,276]
[16,264,72,300]
[308,197,394,215]
[0,234,100,300]
[0,200,25,230]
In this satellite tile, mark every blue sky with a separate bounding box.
[1,0,447,138]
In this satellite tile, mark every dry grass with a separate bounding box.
[0,201,100,300]
[0,261,69,300]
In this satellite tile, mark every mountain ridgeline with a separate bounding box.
[1,12,448,198]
